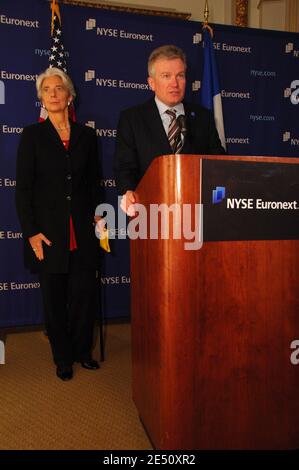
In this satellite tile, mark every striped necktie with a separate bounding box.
[166,109,183,153]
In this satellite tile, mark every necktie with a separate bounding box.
[166,109,182,153]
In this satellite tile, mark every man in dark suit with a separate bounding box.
[114,44,225,215]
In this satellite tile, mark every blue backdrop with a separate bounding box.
[0,0,298,327]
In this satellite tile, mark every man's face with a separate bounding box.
[148,58,186,107]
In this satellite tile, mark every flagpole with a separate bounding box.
[204,0,209,25]
[51,0,56,35]
[203,1,213,36]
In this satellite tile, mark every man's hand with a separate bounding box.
[29,233,52,261]
[95,217,107,238]
[120,190,136,216]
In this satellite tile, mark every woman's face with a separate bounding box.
[41,75,71,114]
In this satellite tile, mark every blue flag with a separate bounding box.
[201,27,226,150]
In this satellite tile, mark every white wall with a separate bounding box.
[75,0,228,22]
[75,0,299,31]
[249,0,294,31]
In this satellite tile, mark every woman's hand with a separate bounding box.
[29,233,52,261]
[94,216,106,238]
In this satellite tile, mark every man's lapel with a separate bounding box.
[181,102,196,154]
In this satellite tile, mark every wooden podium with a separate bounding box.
[130,154,299,450]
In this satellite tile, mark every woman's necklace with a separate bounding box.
[56,125,70,131]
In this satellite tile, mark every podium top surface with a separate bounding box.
[157,154,299,164]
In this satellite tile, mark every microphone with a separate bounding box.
[177,114,187,137]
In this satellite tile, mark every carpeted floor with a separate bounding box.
[0,323,152,450]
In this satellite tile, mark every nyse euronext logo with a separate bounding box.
[283,131,299,146]
[86,18,96,30]
[85,121,116,138]
[188,82,252,99]
[85,18,154,41]
[193,33,202,44]
[284,80,299,105]
[0,80,4,104]
[212,186,226,204]
[84,69,150,90]
[192,32,252,53]
[285,42,299,58]
[0,14,39,28]
[212,186,298,210]
[192,81,201,91]
[0,70,38,81]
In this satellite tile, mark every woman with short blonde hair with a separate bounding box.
[16,67,102,381]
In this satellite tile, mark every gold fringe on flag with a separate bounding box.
[51,0,62,34]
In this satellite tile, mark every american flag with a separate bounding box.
[49,0,67,73]
[39,0,75,120]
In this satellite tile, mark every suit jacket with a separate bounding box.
[114,97,225,194]
[15,119,101,273]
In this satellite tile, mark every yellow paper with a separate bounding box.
[100,229,111,253]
